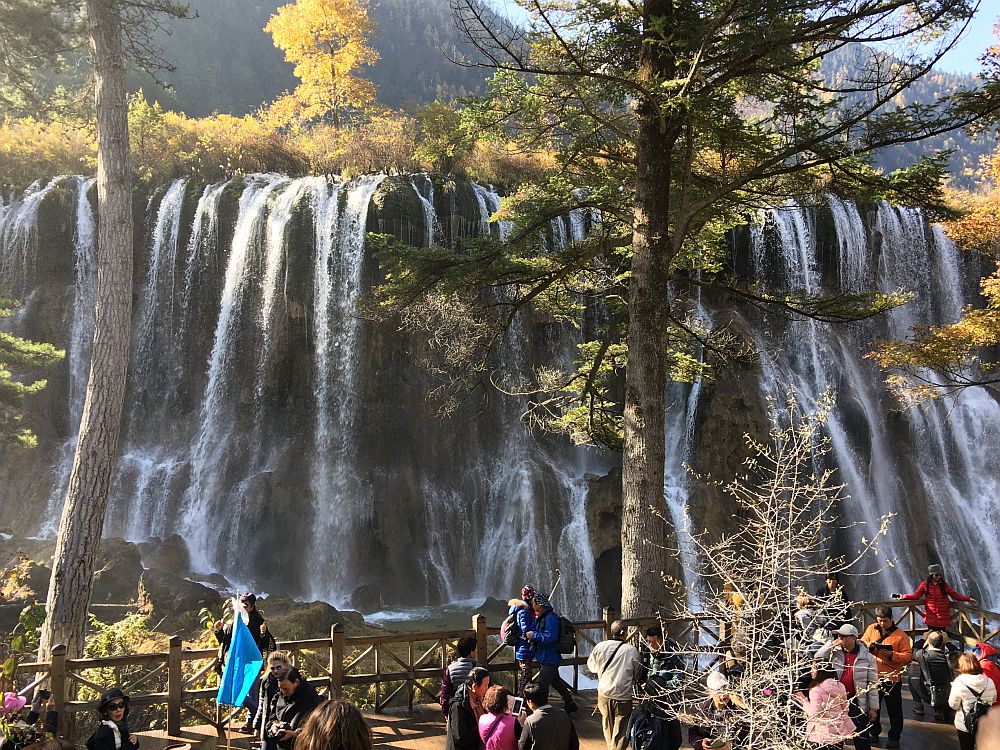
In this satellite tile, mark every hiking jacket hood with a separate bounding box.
[948,673,997,732]
[977,642,1000,705]
[508,599,536,662]
[801,678,855,745]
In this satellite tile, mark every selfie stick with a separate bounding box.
[550,569,563,597]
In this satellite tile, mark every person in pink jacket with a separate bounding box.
[478,685,521,750]
[795,664,856,750]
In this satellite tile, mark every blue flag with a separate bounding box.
[216,600,264,707]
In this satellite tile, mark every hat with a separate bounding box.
[706,671,729,692]
[240,592,257,606]
[533,591,550,608]
[928,564,943,577]
[834,624,859,637]
[97,688,130,717]
[521,585,536,602]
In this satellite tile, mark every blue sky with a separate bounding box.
[490,2,996,75]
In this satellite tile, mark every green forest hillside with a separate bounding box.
[131,0,491,114]
[133,0,991,184]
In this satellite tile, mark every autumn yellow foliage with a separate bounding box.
[265,0,378,127]
[0,117,96,186]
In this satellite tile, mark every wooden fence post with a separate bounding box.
[602,608,616,641]
[167,635,182,736]
[330,623,344,699]
[473,615,488,667]
[49,645,67,738]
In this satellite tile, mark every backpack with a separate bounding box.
[501,608,523,648]
[629,707,668,750]
[963,684,992,736]
[557,616,576,654]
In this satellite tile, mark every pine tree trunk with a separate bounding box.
[620,0,675,619]
[38,0,133,661]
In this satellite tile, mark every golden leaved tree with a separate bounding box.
[265,0,378,127]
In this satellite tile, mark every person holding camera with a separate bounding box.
[893,564,977,632]
[861,606,912,748]
[814,625,878,750]
[265,667,322,750]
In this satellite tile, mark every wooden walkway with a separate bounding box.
[137,689,961,750]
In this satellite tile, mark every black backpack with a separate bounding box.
[557,616,576,654]
[629,707,669,750]
[963,684,992,736]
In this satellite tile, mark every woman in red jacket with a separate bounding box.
[894,564,978,630]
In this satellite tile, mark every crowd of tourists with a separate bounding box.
[2,566,998,750]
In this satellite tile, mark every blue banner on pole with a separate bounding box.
[216,604,263,707]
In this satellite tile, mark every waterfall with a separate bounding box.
[471,181,513,241]
[39,177,97,534]
[183,175,287,569]
[308,174,384,603]
[178,182,227,341]
[0,177,61,295]
[827,195,869,292]
[411,175,437,247]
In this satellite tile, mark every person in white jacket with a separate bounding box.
[814,624,878,750]
[949,653,997,750]
[587,620,643,750]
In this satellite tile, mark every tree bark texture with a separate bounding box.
[39,0,133,661]
[620,0,675,618]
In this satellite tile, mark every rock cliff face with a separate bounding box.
[1,179,997,616]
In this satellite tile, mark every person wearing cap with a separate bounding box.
[814,573,852,631]
[688,672,748,750]
[509,585,538,697]
[587,620,643,750]
[861,605,912,748]
[214,593,278,731]
[815,624,878,750]
[893,564,978,631]
[524,592,578,714]
[86,689,138,750]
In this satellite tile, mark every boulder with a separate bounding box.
[138,570,223,634]
[350,584,383,615]
[92,539,144,604]
[137,534,191,574]
[187,572,232,592]
[474,596,509,623]
[0,556,51,601]
[257,596,365,641]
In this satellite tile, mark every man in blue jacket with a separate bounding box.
[525,591,578,713]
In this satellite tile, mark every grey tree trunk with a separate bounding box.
[38,0,133,661]
[620,0,675,619]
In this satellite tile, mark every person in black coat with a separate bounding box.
[252,651,292,740]
[86,689,138,750]
[215,593,277,730]
[814,572,852,630]
[445,667,491,750]
[265,667,323,750]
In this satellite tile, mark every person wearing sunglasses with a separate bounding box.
[86,689,138,750]
[893,564,978,632]
[250,652,293,744]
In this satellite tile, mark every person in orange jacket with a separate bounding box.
[862,605,913,749]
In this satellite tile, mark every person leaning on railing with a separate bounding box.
[892,564,978,632]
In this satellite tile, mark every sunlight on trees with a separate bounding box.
[265,0,379,127]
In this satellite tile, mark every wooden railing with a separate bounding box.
[8,599,998,739]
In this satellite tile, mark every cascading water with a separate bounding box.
[0,177,61,295]
[40,177,97,534]
[411,175,437,247]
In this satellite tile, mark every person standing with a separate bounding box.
[975,643,1000,705]
[215,592,278,731]
[688,672,748,750]
[524,592,578,714]
[948,654,997,750]
[518,684,580,750]
[587,620,643,750]
[510,586,538,696]
[253,651,292,744]
[909,630,954,721]
[86,689,138,750]
[294,699,373,750]
[893,564,978,632]
[815,625,878,750]
[445,667,491,750]
[478,685,521,750]
[794,663,855,750]
[815,573,852,631]
[441,636,480,709]
[861,605,912,748]
[266,667,323,750]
